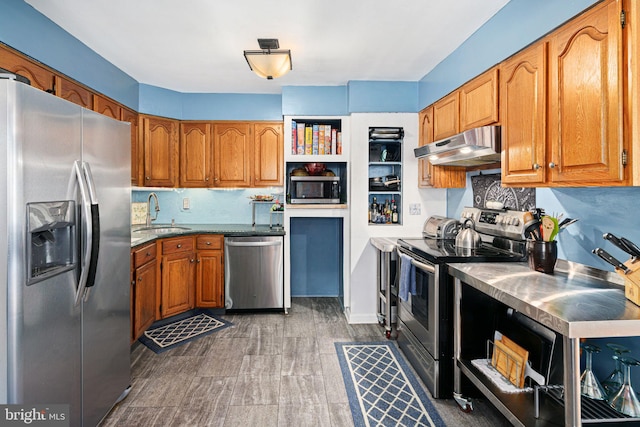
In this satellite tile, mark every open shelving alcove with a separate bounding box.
[368,126,403,225]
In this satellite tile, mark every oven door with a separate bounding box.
[397,246,441,360]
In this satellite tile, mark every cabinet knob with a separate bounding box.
[549,162,556,169]
[533,163,540,170]
[197,259,201,263]
[146,252,151,256]
[190,259,195,263]
[138,277,143,282]
[131,280,136,285]
[214,177,219,181]
[206,241,211,245]
[146,176,150,180]
[205,177,209,181]
[177,244,182,248]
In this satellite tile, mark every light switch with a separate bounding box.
[183,198,190,209]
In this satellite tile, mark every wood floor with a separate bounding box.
[100,298,508,426]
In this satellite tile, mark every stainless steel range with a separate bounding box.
[396,206,529,398]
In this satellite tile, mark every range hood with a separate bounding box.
[414,125,501,167]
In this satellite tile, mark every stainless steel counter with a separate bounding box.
[131,223,285,247]
[447,259,640,339]
[448,259,640,426]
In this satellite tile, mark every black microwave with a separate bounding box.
[289,176,341,204]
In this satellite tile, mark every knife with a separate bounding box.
[620,237,640,258]
[603,233,640,258]
[592,248,630,274]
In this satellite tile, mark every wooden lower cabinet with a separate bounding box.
[160,236,196,318]
[133,259,157,340]
[196,235,224,308]
[131,242,158,342]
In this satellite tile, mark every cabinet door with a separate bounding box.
[55,76,93,109]
[214,122,252,187]
[418,106,434,188]
[142,116,179,187]
[196,250,224,308]
[134,259,157,340]
[548,0,625,185]
[161,251,195,318]
[433,92,460,140]
[253,122,284,187]
[501,42,547,185]
[460,68,499,131]
[93,94,121,120]
[0,46,55,92]
[122,108,140,186]
[180,122,214,187]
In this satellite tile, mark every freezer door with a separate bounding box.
[80,109,131,426]
[3,79,83,423]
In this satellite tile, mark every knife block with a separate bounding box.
[617,258,640,306]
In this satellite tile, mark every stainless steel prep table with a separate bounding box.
[448,260,640,426]
[370,237,400,338]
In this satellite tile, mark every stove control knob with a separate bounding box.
[512,218,520,226]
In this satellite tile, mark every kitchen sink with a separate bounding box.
[133,226,191,234]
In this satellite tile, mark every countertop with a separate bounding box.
[131,223,285,247]
[447,260,640,339]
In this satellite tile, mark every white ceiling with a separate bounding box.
[25,0,510,94]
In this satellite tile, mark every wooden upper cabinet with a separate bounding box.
[214,122,252,187]
[548,0,625,185]
[141,115,179,187]
[417,105,466,188]
[0,46,55,92]
[501,42,548,186]
[55,76,93,109]
[460,68,499,131]
[432,91,460,140]
[253,122,283,187]
[180,122,214,187]
[121,108,140,186]
[93,94,122,120]
[418,106,434,187]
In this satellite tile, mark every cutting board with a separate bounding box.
[492,335,529,388]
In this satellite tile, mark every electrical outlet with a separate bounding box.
[183,198,190,209]
[409,203,421,215]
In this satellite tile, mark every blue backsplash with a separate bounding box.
[447,171,640,269]
[132,188,284,226]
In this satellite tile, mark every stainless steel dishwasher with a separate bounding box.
[224,235,284,310]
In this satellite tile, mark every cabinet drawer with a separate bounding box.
[196,235,223,250]
[162,236,194,254]
[133,242,157,268]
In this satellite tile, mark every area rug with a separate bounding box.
[335,342,446,427]
[139,309,232,353]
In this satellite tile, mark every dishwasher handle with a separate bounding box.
[225,240,282,248]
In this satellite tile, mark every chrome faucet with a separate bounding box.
[146,192,160,227]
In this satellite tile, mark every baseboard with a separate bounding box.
[346,311,379,324]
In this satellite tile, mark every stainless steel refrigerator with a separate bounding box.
[0,75,131,426]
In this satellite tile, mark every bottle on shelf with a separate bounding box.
[392,199,398,224]
[370,197,378,224]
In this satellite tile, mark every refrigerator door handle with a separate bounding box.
[82,162,100,292]
[73,160,93,306]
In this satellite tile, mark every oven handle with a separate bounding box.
[411,258,436,273]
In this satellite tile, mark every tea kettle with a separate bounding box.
[455,218,482,249]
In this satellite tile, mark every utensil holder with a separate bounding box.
[527,240,558,274]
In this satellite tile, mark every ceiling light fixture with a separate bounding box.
[243,38,292,80]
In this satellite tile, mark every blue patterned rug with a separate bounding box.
[336,342,446,427]
[139,309,232,353]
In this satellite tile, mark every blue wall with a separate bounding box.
[290,218,343,297]
[418,0,600,108]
